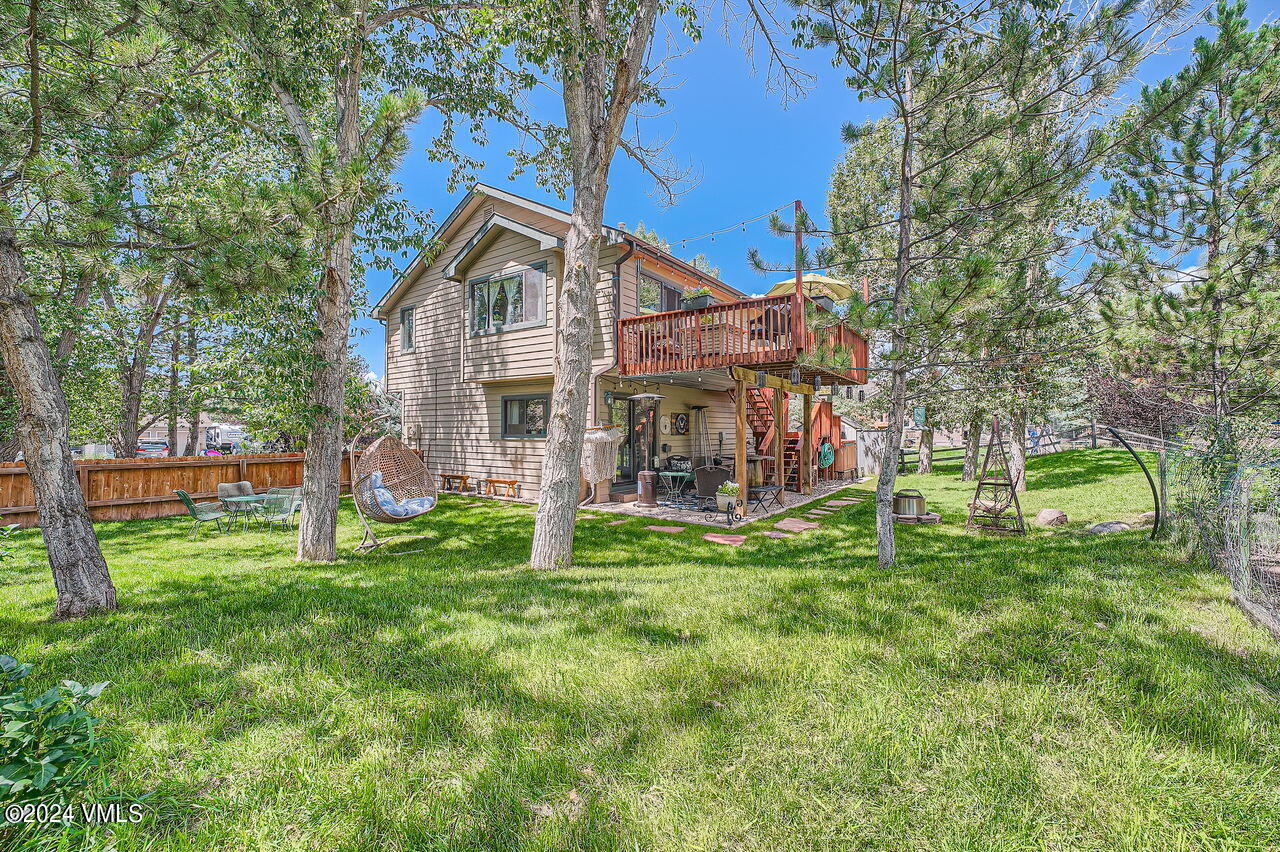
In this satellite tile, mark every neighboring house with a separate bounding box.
[373,183,869,500]
[136,412,223,455]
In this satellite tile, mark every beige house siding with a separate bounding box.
[379,186,754,497]
[596,376,744,466]
[382,194,625,496]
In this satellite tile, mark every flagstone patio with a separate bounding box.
[584,479,860,528]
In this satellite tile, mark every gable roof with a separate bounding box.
[441,213,563,280]
[372,182,745,319]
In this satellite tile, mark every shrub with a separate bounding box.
[0,656,108,809]
[716,482,739,496]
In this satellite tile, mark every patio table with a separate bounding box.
[657,470,693,505]
[222,493,266,530]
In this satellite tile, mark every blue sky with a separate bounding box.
[352,6,1235,376]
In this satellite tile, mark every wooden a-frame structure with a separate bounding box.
[966,416,1026,535]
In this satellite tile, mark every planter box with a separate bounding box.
[681,294,713,310]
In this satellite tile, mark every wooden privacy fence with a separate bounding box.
[0,453,362,529]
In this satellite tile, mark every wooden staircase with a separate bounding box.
[737,386,806,490]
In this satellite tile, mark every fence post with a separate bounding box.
[1158,449,1169,529]
[1090,418,1098,449]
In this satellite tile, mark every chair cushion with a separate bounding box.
[367,471,436,518]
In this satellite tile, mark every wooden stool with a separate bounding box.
[484,478,520,498]
[440,473,470,493]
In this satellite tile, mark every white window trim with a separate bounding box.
[399,304,417,352]
[468,261,548,337]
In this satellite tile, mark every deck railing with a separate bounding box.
[617,294,868,380]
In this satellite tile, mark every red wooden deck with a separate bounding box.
[616,294,869,382]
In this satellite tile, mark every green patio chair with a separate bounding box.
[174,490,228,538]
[253,487,300,531]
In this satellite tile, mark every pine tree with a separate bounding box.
[779,0,1192,565]
[1097,0,1280,417]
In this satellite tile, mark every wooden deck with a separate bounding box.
[617,294,869,382]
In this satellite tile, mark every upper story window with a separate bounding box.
[399,306,415,352]
[470,262,547,335]
[638,274,681,314]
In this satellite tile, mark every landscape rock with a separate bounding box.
[1086,521,1131,534]
[1033,508,1068,527]
[1135,511,1158,527]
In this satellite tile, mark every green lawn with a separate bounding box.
[3,449,1279,851]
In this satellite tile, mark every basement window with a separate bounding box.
[501,394,550,439]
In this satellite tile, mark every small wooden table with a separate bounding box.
[440,473,471,493]
[484,478,520,498]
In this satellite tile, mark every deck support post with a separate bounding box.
[801,392,813,495]
[772,388,786,488]
[735,376,749,514]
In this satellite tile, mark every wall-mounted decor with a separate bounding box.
[671,411,690,435]
[660,415,671,435]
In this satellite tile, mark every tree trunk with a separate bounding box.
[530,182,605,569]
[108,290,168,459]
[528,0,660,569]
[296,226,353,562]
[876,62,915,570]
[1008,408,1028,492]
[0,229,116,618]
[182,326,201,456]
[875,368,908,568]
[166,317,180,456]
[961,414,982,481]
[917,425,933,474]
[52,267,95,364]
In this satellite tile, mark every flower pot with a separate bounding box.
[681,294,713,310]
[716,493,737,512]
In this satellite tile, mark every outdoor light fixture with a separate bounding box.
[790,368,800,385]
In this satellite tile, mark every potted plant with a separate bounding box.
[715,481,739,513]
[681,286,713,310]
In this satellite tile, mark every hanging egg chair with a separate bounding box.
[350,434,438,552]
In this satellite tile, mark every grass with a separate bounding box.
[2,448,1279,851]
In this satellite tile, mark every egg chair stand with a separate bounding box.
[348,430,439,554]
[966,416,1026,535]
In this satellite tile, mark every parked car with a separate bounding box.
[136,442,169,458]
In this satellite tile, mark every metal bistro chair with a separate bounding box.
[692,465,732,512]
[174,490,228,538]
[252,487,301,531]
[217,480,257,528]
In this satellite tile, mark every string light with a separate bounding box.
[673,203,791,249]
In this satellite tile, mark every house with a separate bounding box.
[373,183,869,502]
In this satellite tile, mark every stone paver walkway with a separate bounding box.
[644,525,686,534]
[775,517,821,533]
[703,533,748,546]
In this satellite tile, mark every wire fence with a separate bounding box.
[1166,418,1280,638]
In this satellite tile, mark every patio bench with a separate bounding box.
[440,473,471,493]
[484,478,521,498]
